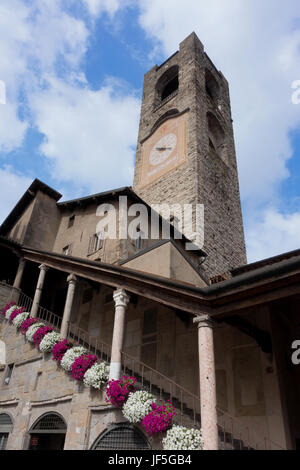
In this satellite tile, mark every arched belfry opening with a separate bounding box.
[205,68,220,104]
[0,413,13,450]
[28,412,67,450]
[207,112,227,164]
[91,424,151,450]
[155,65,179,106]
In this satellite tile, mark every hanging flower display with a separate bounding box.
[83,362,110,390]
[141,400,175,436]
[1,301,16,317]
[39,331,61,353]
[60,346,88,372]
[105,376,136,407]
[2,301,203,450]
[52,339,73,363]
[26,322,45,342]
[123,391,156,424]
[13,311,30,329]
[32,326,54,349]
[20,317,40,335]
[9,306,26,324]
[5,304,18,320]
[162,425,203,450]
[71,354,97,381]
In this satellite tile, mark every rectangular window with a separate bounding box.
[63,244,73,256]
[3,363,14,386]
[141,308,157,369]
[33,372,42,391]
[82,288,93,304]
[68,215,75,228]
[135,233,143,251]
[88,232,104,255]
[0,433,8,450]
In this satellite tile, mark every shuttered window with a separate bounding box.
[88,232,104,255]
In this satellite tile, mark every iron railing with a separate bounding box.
[18,291,33,313]
[37,306,62,332]
[216,406,285,450]
[66,322,111,363]
[121,350,201,429]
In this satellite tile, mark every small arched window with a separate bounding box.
[207,112,227,163]
[0,413,13,450]
[28,412,67,450]
[91,424,151,450]
[205,68,220,104]
[155,66,179,106]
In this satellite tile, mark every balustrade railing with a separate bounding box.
[18,291,33,313]
[66,322,111,363]
[121,350,201,429]
[216,406,285,450]
[37,305,62,332]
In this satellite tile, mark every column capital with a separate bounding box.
[193,314,215,328]
[39,264,49,272]
[113,289,130,308]
[67,273,77,284]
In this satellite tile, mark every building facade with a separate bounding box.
[0,33,299,451]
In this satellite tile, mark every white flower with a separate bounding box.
[60,346,87,371]
[39,331,61,352]
[13,311,30,329]
[5,305,18,320]
[26,322,45,342]
[162,425,203,450]
[123,391,156,423]
[83,362,109,389]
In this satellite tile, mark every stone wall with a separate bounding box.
[0,320,161,450]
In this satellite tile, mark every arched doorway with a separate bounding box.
[91,424,151,450]
[0,413,13,450]
[28,412,67,450]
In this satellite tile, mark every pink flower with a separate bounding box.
[71,354,97,381]
[141,401,175,435]
[105,376,136,407]
[32,326,54,349]
[52,339,73,363]
[20,317,40,335]
[9,306,26,323]
[1,301,16,317]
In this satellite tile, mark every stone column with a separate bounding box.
[30,264,49,318]
[194,314,218,450]
[13,258,26,290]
[109,289,130,380]
[60,274,77,339]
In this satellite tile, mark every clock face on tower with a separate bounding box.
[138,112,187,189]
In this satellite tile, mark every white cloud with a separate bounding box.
[0,166,32,224]
[0,0,90,153]
[247,209,300,262]
[82,0,124,17]
[31,76,140,192]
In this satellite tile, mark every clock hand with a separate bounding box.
[156,147,172,151]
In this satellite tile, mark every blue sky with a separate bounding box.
[0,0,300,263]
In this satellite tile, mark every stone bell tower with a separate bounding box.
[133,32,247,279]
